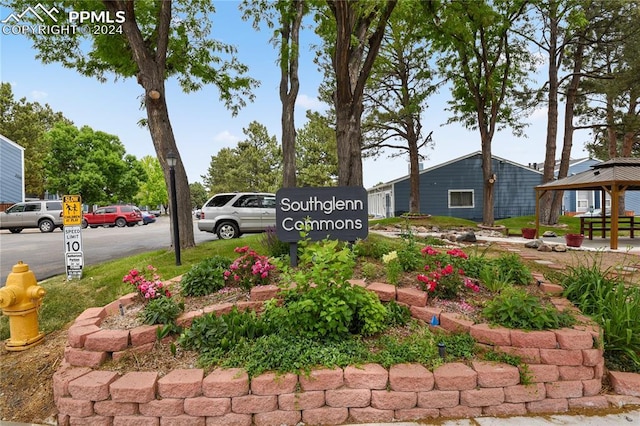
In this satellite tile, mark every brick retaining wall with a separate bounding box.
[55,278,616,425]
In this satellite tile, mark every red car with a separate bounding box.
[82,205,142,228]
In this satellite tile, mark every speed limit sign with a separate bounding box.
[64,225,84,279]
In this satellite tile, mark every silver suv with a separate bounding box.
[0,200,64,233]
[197,192,276,239]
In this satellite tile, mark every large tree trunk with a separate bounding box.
[280,0,304,188]
[481,135,494,226]
[106,0,194,249]
[407,128,420,213]
[540,6,559,225]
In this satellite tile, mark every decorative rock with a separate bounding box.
[456,231,477,242]
[553,244,567,252]
[525,239,543,249]
[542,231,557,237]
[537,244,553,252]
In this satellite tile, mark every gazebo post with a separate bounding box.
[611,185,619,250]
[535,189,543,238]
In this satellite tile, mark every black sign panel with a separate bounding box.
[276,186,369,242]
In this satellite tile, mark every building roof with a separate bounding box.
[535,157,640,191]
[367,151,542,190]
[0,134,25,151]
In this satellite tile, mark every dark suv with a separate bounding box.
[82,205,142,228]
[197,192,276,239]
[0,200,64,233]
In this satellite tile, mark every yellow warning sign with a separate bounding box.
[63,195,82,226]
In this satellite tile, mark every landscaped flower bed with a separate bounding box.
[52,231,640,425]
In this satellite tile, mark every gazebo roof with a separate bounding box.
[535,157,640,191]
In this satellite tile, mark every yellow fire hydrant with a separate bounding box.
[0,261,46,351]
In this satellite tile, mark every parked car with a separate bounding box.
[197,192,276,239]
[0,200,64,233]
[82,205,142,228]
[141,210,156,225]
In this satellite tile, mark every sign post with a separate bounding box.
[63,195,84,279]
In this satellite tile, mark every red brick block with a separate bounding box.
[113,342,155,362]
[235,301,263,312]
[540,349,583,366]
[583,379,603,396]
[110,371,158,403]
[176,310,204,327]
[130,325,159,346]
[73,317,102,328]
[389,363,434,392]
[158,369,203,398]
[138,398,184,416]
[53,366,92,401]
[67,415,111,425]
[394,407,439,421]
[417,390,459,408]
[510,330,557,349]
[301,407,349,425]
[504,383,546,403]
[609,371,640,397]
[254,410,301,426]
[84,329,130,352]
[231,395,278,414]
[433,362,477,391]
[348,406,394,423]
[93,400,138,417]
[526,398,568,414]
[545,380,583,398]
[524,364,559,383]
[396,287,427,307]
[299,367,343,391]
[460,387,504,407]
[203,368,249,397]
[558,365,594,381]
[569,396,609,410]
[347,279,367,288]
[205,413,252,426]
[482,403,527,417]
[539,283,563,295]
[251,372,298,395]
[250,285,280,301]
[64,346,108,368]
[56,397,94,418]
[279,391,325,410]
[112,415,159,425]
[582,349,604,366]
[409,306,442,324]
[159,415,205,426]
[594,361,605,379]
[366,282,396,301]
[183,396,231,416]
[606,395,640,408]
[67,325,101,348]
[325,388,371,408]
[371,390,416,410]
[344,363,388,389]
[496,346,540,364]
[439,405,482,419]
[203,302,234,316]
[76,307,106,323]
[470,324,511,346]
[439,313,474,333]
[554,328,594,350]
[472,361,519,388]
[69,370,120,401]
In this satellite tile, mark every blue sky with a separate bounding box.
[0,1,593,189]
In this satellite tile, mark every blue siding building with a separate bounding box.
[0,134,25,206]
[368,152,543,221]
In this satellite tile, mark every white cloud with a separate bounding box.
[212,130,238,145]
[296,93,325,111]
[30,90,48,100]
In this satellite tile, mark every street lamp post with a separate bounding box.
[167,151,181,266]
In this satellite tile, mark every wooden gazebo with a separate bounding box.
[534,158,640,250]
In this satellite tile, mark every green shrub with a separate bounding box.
[180,256,231,296]
[139,296,184,326]
[384,301,411,327]
[397,226,423,272]
[260,226,290,258]
[353,237,392,260]
[479,264,512,293]
[491,253,531,285]
[559,261,640,367]
[482,287,575,330]
[360,261,382,281]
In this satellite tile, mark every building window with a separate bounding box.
[448,190,474,208]
[577,200,588,210]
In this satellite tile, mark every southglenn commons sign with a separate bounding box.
[276,186,369,242]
